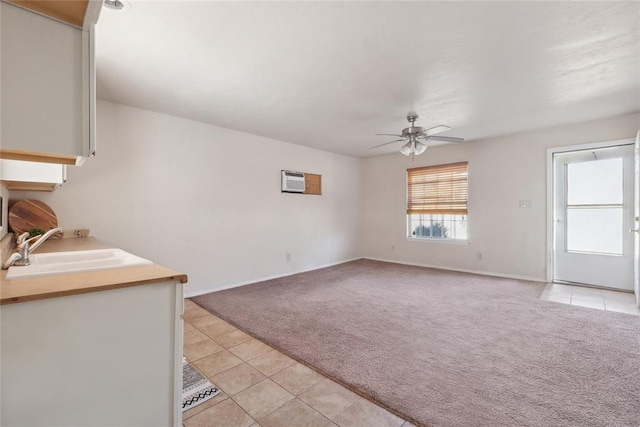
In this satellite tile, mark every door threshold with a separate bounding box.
[552,280,634,293]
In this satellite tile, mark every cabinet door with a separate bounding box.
[0,159,66,191]
[1,2,94,164]
[1,281,183,426]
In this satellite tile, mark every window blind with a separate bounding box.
[407,162,468,215]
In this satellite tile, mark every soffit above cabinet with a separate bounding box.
[3,0,102,29]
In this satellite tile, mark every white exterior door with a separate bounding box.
[554,143,635,290]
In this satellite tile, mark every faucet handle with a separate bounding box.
[17,234,40,249]
[16,232,30,245]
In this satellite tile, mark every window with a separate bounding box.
[407,162,468,240]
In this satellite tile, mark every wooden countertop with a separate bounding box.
[1,238,187,305]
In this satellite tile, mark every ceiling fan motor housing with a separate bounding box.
[402,126,424,137]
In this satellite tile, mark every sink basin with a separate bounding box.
[6,249,153,279]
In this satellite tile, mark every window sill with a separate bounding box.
[406,237,470,245]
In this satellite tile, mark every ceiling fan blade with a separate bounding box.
[369,139,406,149]
[376,133,404,137]
[425,135,465,143]
[424,125,452,136]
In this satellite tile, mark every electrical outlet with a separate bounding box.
[476,252,483,260]
[286,252,291,261]
[73,229,90,238]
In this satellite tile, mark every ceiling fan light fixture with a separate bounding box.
[414,142,427,155]
[370,113,464,158]
[104,0,125,10]
[400,142,412,156]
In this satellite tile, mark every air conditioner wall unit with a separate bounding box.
[281,170,305,193]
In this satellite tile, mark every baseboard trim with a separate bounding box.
[363,257,545,283]
[186,257,545,298]
[184,257,362,298]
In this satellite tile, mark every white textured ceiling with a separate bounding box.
[96,1,640,158]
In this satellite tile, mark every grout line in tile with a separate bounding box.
[332,395,362,421]
[203,362,247,385]
[197,328,238,339]
[245,347,277,363]
[569,285,573,304]
[227,386,292,422]
[183,310,211,321]
[226,396,250,422]
[181,394,230,422]
[184,348,226,363]
[236,406,257,426]
[297,398,339,426]
[264,362,295,379]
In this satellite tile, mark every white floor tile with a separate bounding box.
[542,293,571,304]
[604,302,640,315]
[546,283,573,296]
[570,286,603,301]
[602,290,636,304]
[570,299,605,310]
[541,284,639,315]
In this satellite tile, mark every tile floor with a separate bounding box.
[540,283,640,315]
[182,299,415,427]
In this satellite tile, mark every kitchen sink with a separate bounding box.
[6,249,153,279]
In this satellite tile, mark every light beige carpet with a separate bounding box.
[193,259,640,427]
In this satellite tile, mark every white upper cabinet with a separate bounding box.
[0,1,99,166]
[0,159,66,191]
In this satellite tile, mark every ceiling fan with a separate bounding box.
[370,113,464,159]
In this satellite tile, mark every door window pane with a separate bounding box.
[567,158,623,205]
[566,208,623,255]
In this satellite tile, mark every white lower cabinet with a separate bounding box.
[0,280,184,426]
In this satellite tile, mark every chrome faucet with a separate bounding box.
[8,227,63,268]
[13,233,31,267]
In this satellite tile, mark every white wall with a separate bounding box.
[12,100,361,295]
[11,105,639,287]
[361,113,640,281]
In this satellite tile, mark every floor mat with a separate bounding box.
[182,357,220,412]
